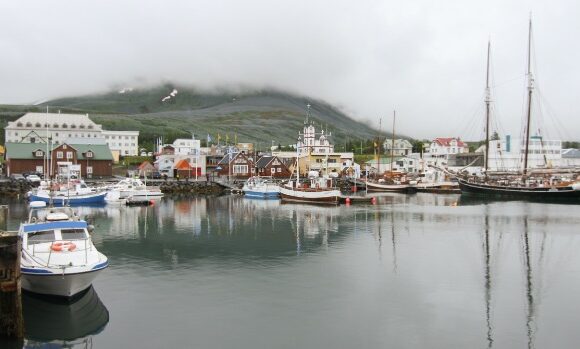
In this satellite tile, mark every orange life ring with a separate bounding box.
[51,241,77,252]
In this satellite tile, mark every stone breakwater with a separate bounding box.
[159,181,226,195]
[0,180,32,196]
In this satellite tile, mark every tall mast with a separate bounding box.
[390,110,396,173]
[523,18,533,176]
[484,41,491,175]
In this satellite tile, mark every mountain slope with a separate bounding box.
[2,85,392,149]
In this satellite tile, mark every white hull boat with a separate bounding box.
[19,205,108,297]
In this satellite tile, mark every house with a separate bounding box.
[428,138,469,158]
[138,161,156,177]
[4,142,113,178]
[174,159,202,179]
[383,139,413,156]
[365,156,419,174]
[216,152,254,179]
[255,156,291,178]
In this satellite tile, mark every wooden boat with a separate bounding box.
[457,20,580,201]
[279,177,340,204]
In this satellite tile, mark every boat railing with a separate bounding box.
[29,238,92,267]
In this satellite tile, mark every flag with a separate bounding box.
[207,134,212,143]
[226,133,229,143]
[217,133,221,143]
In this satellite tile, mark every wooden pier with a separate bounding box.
[0,231,23,340]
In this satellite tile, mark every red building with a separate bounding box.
[255,155,291,178]
[215,152,254,179]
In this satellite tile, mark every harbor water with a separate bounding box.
[2,193,580,348]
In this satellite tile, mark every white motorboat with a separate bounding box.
[105,178,163,202]
[19,205,109,297]
[242,176,280,199]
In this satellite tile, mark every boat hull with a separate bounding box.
[458,178,580,200]
[279,186,340,204]
[366,182,417,193]
[21,266,107,298]
[29,192,107,206]
[243,190,280,199]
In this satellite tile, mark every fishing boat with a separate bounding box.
[19,204,108,297]
[279,176,341,204]
[29,180,107,205]
[242,176,280,199]
[104,177,163,202]
[457,20,580,200]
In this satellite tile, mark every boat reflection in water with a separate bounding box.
[22,286,109,348]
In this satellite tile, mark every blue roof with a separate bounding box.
[22,221,87,233]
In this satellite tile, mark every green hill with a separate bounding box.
[1,85,393,151]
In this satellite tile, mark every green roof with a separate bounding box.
[5,142,113,161]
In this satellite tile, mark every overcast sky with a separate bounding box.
[1,0,579,140]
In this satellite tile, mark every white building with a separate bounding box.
[5,113,139,157]
[171,138,201,155]
[383,139,413,156]
[483,135,563,171]
[297,121,334,155]
[427,137,469,158]
[102,130,139,156]
[5,113,102,144]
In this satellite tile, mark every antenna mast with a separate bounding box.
[484,41,491,175]
[523,18,533,177]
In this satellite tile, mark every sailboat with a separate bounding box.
[365,111,417,193]
[457,20,580,200]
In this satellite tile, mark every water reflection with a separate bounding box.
[22,287,109,348]
[1,195,580,348]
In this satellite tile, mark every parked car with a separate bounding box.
[10,173,26,181]
[151,172,162,179]
[26,175,42,184]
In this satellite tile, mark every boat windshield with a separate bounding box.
[28,230,56,245]
[61,228,87,240]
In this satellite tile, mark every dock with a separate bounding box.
[0,230,23,339]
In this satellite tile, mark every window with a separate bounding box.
[27,230,55,246]
[86,166,93,174]
[233,165,248,174]
[61,229,86,240]
[53,123,59,128]
[66,152,73,159]
[35,122,41,127]
[79,124,85,129]
[271,168,275,174]
[35,150,43,157]
[26,122,32,127]
[55,133,59,137]
[30,137,36,143]
[57,151,63,159]
[88,125,93,129]
[277,167,281,172]
[36,166,43,173]
[86,151,93,158]
[16,122,23,127]
[62,124,68,128]
[71,124,76,129]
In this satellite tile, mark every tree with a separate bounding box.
[491,131,500,141]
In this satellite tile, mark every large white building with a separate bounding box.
[297,122,334,155]
[5,113,139,157]
[102,130,139,156]
[5,113,102,144]
[482,135,563,171]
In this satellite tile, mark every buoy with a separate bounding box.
[371,197,377,205]
[149,200,155,205]
[345,197,351,205]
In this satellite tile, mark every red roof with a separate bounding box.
[174,159,193,170]
[138,161,154,170]
[434,137,467,148]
